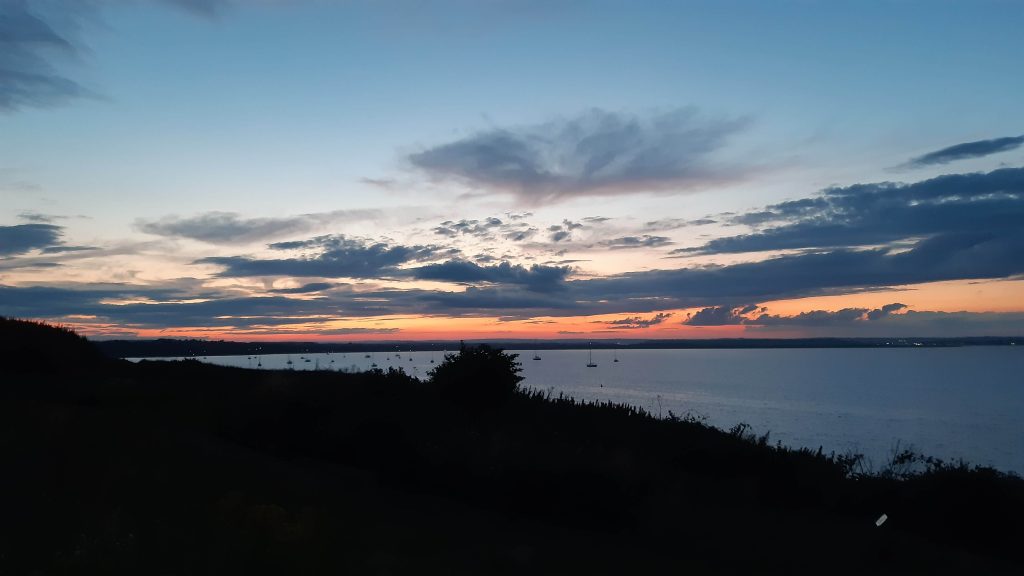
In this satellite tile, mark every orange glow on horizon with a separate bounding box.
[53,278,1023,342]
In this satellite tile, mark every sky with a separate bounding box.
[2,0,1023,341]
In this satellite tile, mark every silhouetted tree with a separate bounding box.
[428,342,523,407]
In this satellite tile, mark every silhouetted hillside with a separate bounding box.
[2,321,1021,574]
[0,317,107,374]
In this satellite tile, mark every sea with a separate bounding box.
[130,347,1024,475]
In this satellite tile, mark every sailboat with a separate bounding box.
[586,343,597,368]
[613,351,619,363]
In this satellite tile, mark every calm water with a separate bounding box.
[132,347,1024,474]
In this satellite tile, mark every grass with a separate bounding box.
[1,318,1021,574]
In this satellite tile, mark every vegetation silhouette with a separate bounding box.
[1,318,1021,575]
[429,341,524,408]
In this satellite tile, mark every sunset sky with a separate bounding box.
[2,0,1023,340]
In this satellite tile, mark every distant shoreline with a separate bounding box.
[96,336,1023,358]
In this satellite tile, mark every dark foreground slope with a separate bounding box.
[1,319,1021,575]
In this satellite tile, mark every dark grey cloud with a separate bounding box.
[598,235,673,250]
[405,261,571,293]
[644,217,716,231]
[866,302,908,321]
[550,230,570,243]
[432,217,504,238]
[0,1,91,112]
[683,302,909,327]
[547,219,585,242]
[408,108,747,203]
[679,167,1024,256]
[564,225,1024,317]
[316,327,400,335]
[17,211,60,223]
[675,303,1024,337]
[472,253,497,264]
[5,280,1018,337]
[601,312,673,329]
[683,305,751,326]
[412,285,573,314]
[0,0,237,114]
[504,227,538,242]
[908,135,1024,167]
[137,210,378,245]
[0,283,194,319]
[754,307,888,327]
[428,215,544,244]
[40,245,96,254]
[267,282,335,294]
[0,223,63,256]
[199,235,449,279]
[0,282,386,330]
[747,308,1024,337]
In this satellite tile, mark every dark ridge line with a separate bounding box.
[94,336,1024,358]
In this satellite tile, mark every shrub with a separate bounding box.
[428,342,523,408]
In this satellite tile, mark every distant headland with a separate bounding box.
[95,336,1023,358]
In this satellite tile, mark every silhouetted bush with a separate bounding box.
[428,342,524,408]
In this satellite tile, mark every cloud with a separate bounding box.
[137,209,379,244]
[753,307,888,327]
[644,217,716,231]
[432,217,504,238]
[866,302,908,320]
[598,235,673,250]
[0,1,90,112]
[408,108,748,203]
[198,235,453,279]
[267,282,334,294]
[679,167,1024,256]
[17,211,61,223]
[683,305,752,326]
[1,278,1017,338]
[747,308,1024,337]
[907,135,1024,167]
[40,245,96,254]
[568,226,1024,316]
[0,283,194,319]
[683,302,909,327]
[0,223,63,256]
[504,227,538,242]
[601,312,673,329]
[0,0,237,114]
[405,261,571,293]
[316,327,400,335]
[546,219,585,243]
